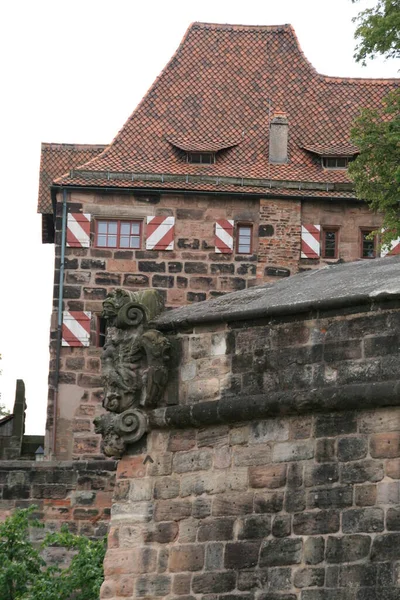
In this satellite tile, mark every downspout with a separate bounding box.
[52,188,68,458]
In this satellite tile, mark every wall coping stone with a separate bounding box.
[154,255,400,330]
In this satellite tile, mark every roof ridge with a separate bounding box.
[191,21,292,31]
[41,142,107,151]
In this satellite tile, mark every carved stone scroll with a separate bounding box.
[93,289,170,457]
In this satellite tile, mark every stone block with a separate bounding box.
[342,508,384,533]
[326,535,371,563]
[272,515,292,538]
[340,460,384,484]
[233,444,272,467]
[224,542,261,569]
[249,464,287,489]
[144,522,178,544]
[337,437,368,461]
[135,574,171,597]
[371,533,400,561]
[304,463,339,487]
[237,515,272,540]
[304,536,325,565]
[192,572,236,594]
[315,438,336,463]
[355,484,377,506]
[259,538,302,566]
[293,510,340,535]
[293,568,325,588]
[172,450,212,474]
[254,491,284,514]
[198,517,235,542]
[169,545,204,572]
[370,432,400,458]
[315,413,357,437]
[272,441,314,462]
[212,492,254,516]
[307,486,353,509]
[250,419,289,443]
[153,478,180,500]
[154,500,191,522]
[204,542,223,572]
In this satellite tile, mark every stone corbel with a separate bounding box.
[93,289,170,458]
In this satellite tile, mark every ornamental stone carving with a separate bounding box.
[93,289,170,457]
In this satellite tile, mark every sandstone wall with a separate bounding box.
[100,299,400,599]
[0,460,116,538]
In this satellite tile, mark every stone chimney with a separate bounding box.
[269,111,288,163]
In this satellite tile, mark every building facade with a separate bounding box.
[37,23,398,459]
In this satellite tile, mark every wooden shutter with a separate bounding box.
[146,216,175,250]
[301,224,321,258]
[66,213,91,247]
[62,311,91,347]
[215,220,234,254]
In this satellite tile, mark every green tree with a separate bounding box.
[352,0,400,63]
[349,1,400,250]
[0,404,10,417]
[0,507,106,600]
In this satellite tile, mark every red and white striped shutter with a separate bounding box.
[301,224,321,259]
[62,311,91,347]
[146,216,175,250]
[381,238,400,257]
[66,213,91,247]
[215,220,234,254]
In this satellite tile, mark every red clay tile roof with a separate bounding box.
[37,143,106,213]
[54,22,398,195]
[301,143,359,157]
[167,136,241,153]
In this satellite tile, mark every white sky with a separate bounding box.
[0,0,398,434]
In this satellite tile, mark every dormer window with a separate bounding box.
[187,152,215,164]
[322,157,353,169]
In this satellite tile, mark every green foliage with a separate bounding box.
[349,1,400,248]
[349,89,400,249]
[352,0,400,64]
[0,403,10,417]
[0,507,106,600]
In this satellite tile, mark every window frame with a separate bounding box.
[236,223,253,255]
[360,227,377,259]
[95,219,142,250]
[96,315,107,348]
[321,226,340,259]
[321,156,351,170]
[187,152,215,164]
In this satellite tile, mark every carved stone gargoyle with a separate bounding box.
[93,289,170,457]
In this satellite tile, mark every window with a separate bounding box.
[322,157,352,169]
[97,316,107,348]
[187,153,215,164]
[96,220,142,249]
[236,224,253,254]
[322,228,339,259]
[360,228,376,258]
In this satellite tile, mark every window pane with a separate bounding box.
[130,236,140,249]
[362,232,375,257]
[324,231,336,258]
[238,244,251,253]
[98,221,108,234]
[120,236,129,248]
[239,227,251,237]
[131,222,140,234]
[337,158,347,168]
[97,235,107,247]
[121,222,130,235]
[108,235,117,247]
[108,222,118,234]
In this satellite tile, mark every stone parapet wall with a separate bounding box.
[100,294,400,599]
[0,460,116,538]
[101,409,400,600]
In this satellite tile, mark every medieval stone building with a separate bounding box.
[37,22,398,460]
